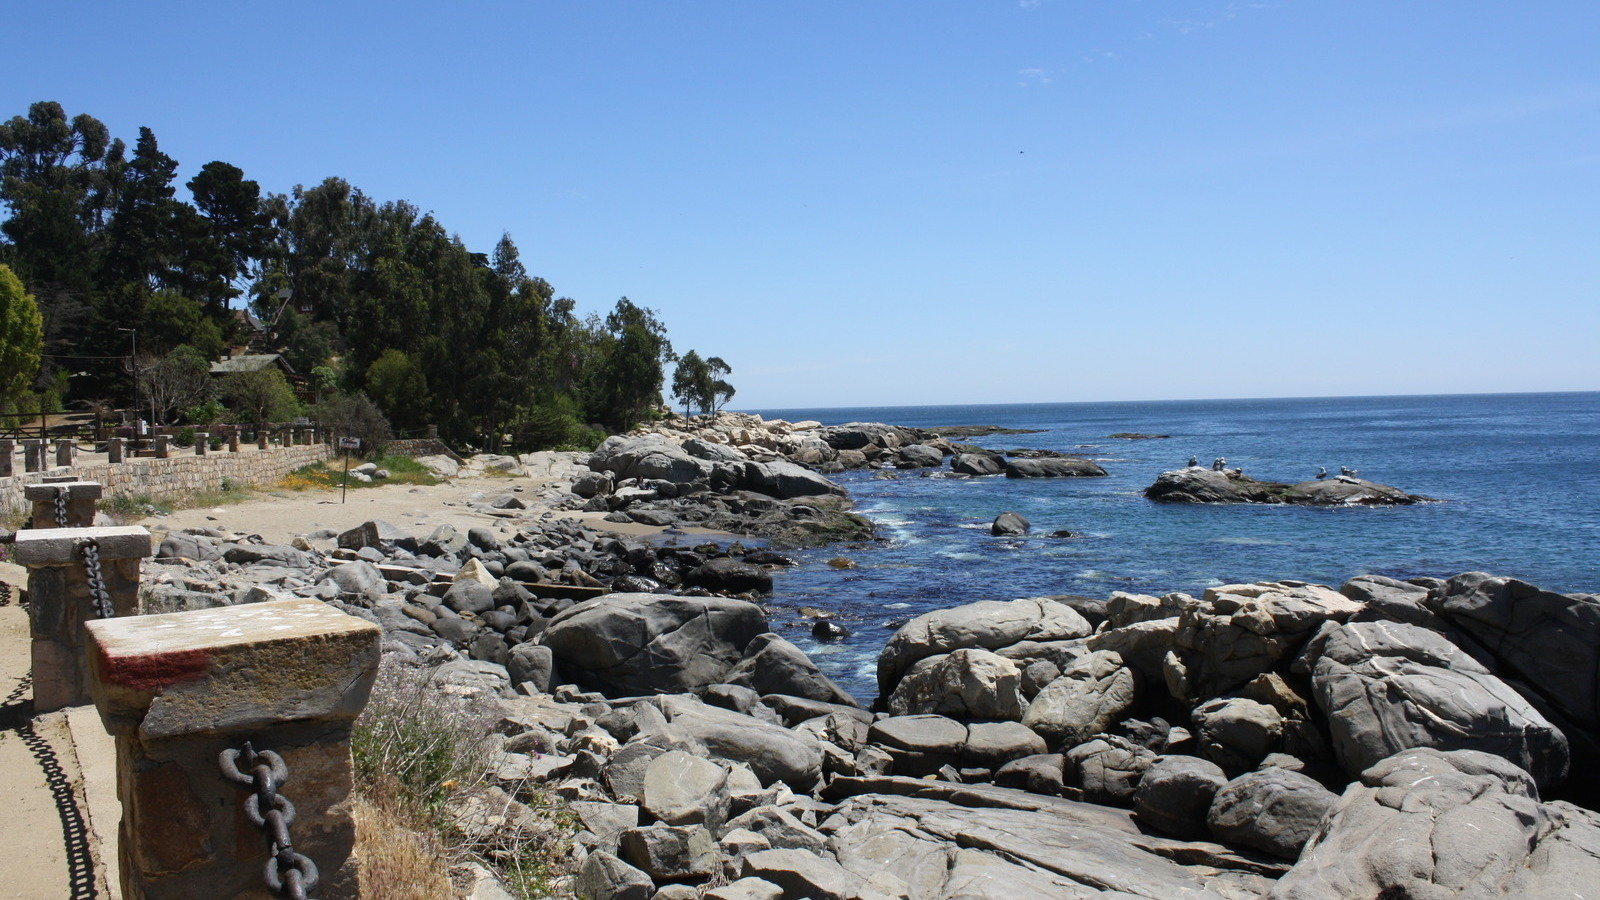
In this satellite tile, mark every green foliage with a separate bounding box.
[309,364,339,400]
[182,398,225,425]
[222,367,300,424]
[671,349,736,416]
[275,306,340,373]
[0,264,43,409]
[510,394,605,451]
[173,426,196,448]
[363,349,427,430]
[138,345,213,424]
[142,290,226,359]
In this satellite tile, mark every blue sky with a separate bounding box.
[7,2,1597,408]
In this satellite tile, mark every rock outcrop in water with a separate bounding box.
[1145,465,1431,505]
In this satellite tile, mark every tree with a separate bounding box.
[137,345,212,424]
[182,161,271,310]
[223,367,300,424]
[0,264,43,411]
[587,297,674,431]
[671,350,708,415]
[274,306,338,372]
[703,355,735,412]
[364,349,427,430]
[312,391,389,454]
[142,290,225,359]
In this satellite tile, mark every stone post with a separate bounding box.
[257,429,269,450]
[23,438,43,472]
[427,424,439,440]
[194,433,209,456]
[154,434,170,459]
[108,437,126,463]
[86,599,380,899]
[12,525,151,713]
[26,480,103,528]
[228,428,240,453]
[0,438,12,476]
[55,438,74,467]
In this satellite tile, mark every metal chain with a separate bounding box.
[220,743,318,900]
[0,580,11,607]
[53,485,69,528]
[78,538,114,619]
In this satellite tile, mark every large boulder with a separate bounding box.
[878,598,1092,694]
[1165,580,1364,701]
[885,649,1025,720]
[656,695,823,790]
[1132,755,1227,840]
[1067,735,1157,805]
[684,558,773,594]
[589,435,713,484]
[990,512,1030,536]
[1306,619,1569,788]
[1003,457,1108,478]
[1022,650,1137,749]
[1207,766,1338,860]
[724,634,858,707]
[540,593,768,696]
[1145,467,1426,505]
[951,452,1005,476]
[896,443,944,468]
[736,460,843,500]
[1274,748,1600,898]
[1192,697,1285,773]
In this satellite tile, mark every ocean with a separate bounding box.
[743,392,1600,702]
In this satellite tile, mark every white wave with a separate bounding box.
[939,552,984,562]
[884,602,911,609]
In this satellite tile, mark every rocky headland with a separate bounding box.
[131,416,1600,898]
[1145,465,1433,506]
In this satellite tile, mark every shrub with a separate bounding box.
[173,427,196,448]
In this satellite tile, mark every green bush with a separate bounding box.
[512,396,605,451]
[183,398,226,426]
[173,427,196,448]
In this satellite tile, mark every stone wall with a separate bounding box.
[0,443,335,518]
[384,437,462,462]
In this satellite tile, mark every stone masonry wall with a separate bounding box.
[0,444,335,518]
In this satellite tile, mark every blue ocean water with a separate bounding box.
[744,392,1600,701]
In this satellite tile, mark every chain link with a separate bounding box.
[53,485,69,528]
[220,743,318,899]
[78,538,114,619]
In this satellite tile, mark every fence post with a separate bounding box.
[85,598,380,899]
[11,524,151,713]
[228,428,240,453]
[0,438,12,476]
[194,433,209,456]
[25,480,102,528]
[108,437,126,463]
[257,429,269,450]
[23,438,43,472]
[55,438,74,468]
[154,434,170,459]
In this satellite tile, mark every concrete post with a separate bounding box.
[194,433,209,456]
[154,434,170,459]
[228,428,240,453]
[11,525,151,713]
[26,480,103,528]
[23,438,43,472]
[427,424,439,440]
[55,438,74,467]
[108,437,126,463]
[0,438,12,476]
[86,599,379,899]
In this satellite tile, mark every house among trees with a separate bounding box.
[208,353,294,378]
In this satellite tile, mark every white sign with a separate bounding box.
[338,437,361,450]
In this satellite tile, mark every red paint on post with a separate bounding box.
[99,646,211,691]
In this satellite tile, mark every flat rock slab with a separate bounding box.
[87,597,380,739]
[13,525,153,565]
[24,480,103,501]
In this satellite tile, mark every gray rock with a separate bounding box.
[994,753,1067,795]
[1003,457,1108,478]
[740,849,858,900]
[684,558,773,594]
[639,750,731,831]
[327,560,385,598]
[962,721,1048,769]
[897,443,945,468]
[991,511,1030,536]
[155,532,221,561]
[619,825,719,881]
[1019,659,1060,698]
[571,472,614,498]
[1274,748,1600,898]
[1067,735,1157,805]
[1132,755,1227,840]
[657,695,823,790]
[736,459,843,500]
[1207,766,1337,860]
[725,634,858,707]
[1308,619,1569,787]
[445,580,496,615]
[540,593,768,696]
[575,850,654,900]
[951,452,1005,476]
[702,878,782,900]
[1022,650,1137,749]
[879,597,1092,694]
[1145,467,1426,505]
[723,807,828,854]
[886,648,1025,720]
[590,435,714,484]
[1192,697,1285,774]
[682,438,747,464]
[220,543,310,567]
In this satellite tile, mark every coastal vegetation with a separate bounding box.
[0,100,733,450]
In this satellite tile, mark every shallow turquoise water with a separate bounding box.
[746,392,1600,701]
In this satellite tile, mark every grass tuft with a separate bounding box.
[282,454,440,491]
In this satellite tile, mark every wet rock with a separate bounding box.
[1003,457,1108,478]
[684,558,773,595]
[990,511,1030,536]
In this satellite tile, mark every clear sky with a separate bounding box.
[6,2,1597,408]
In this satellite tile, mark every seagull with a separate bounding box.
[1316,467,1328,480]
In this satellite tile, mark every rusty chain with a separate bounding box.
[78,538,114,619]
[220,743,318,899]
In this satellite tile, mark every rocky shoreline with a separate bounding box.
[132,412,1595,897]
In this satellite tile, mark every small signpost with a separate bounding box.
[338,436,360,503]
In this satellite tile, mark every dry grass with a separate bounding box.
[353,798,454,899]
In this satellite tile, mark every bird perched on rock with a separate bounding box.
[1316,467,1328,480]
